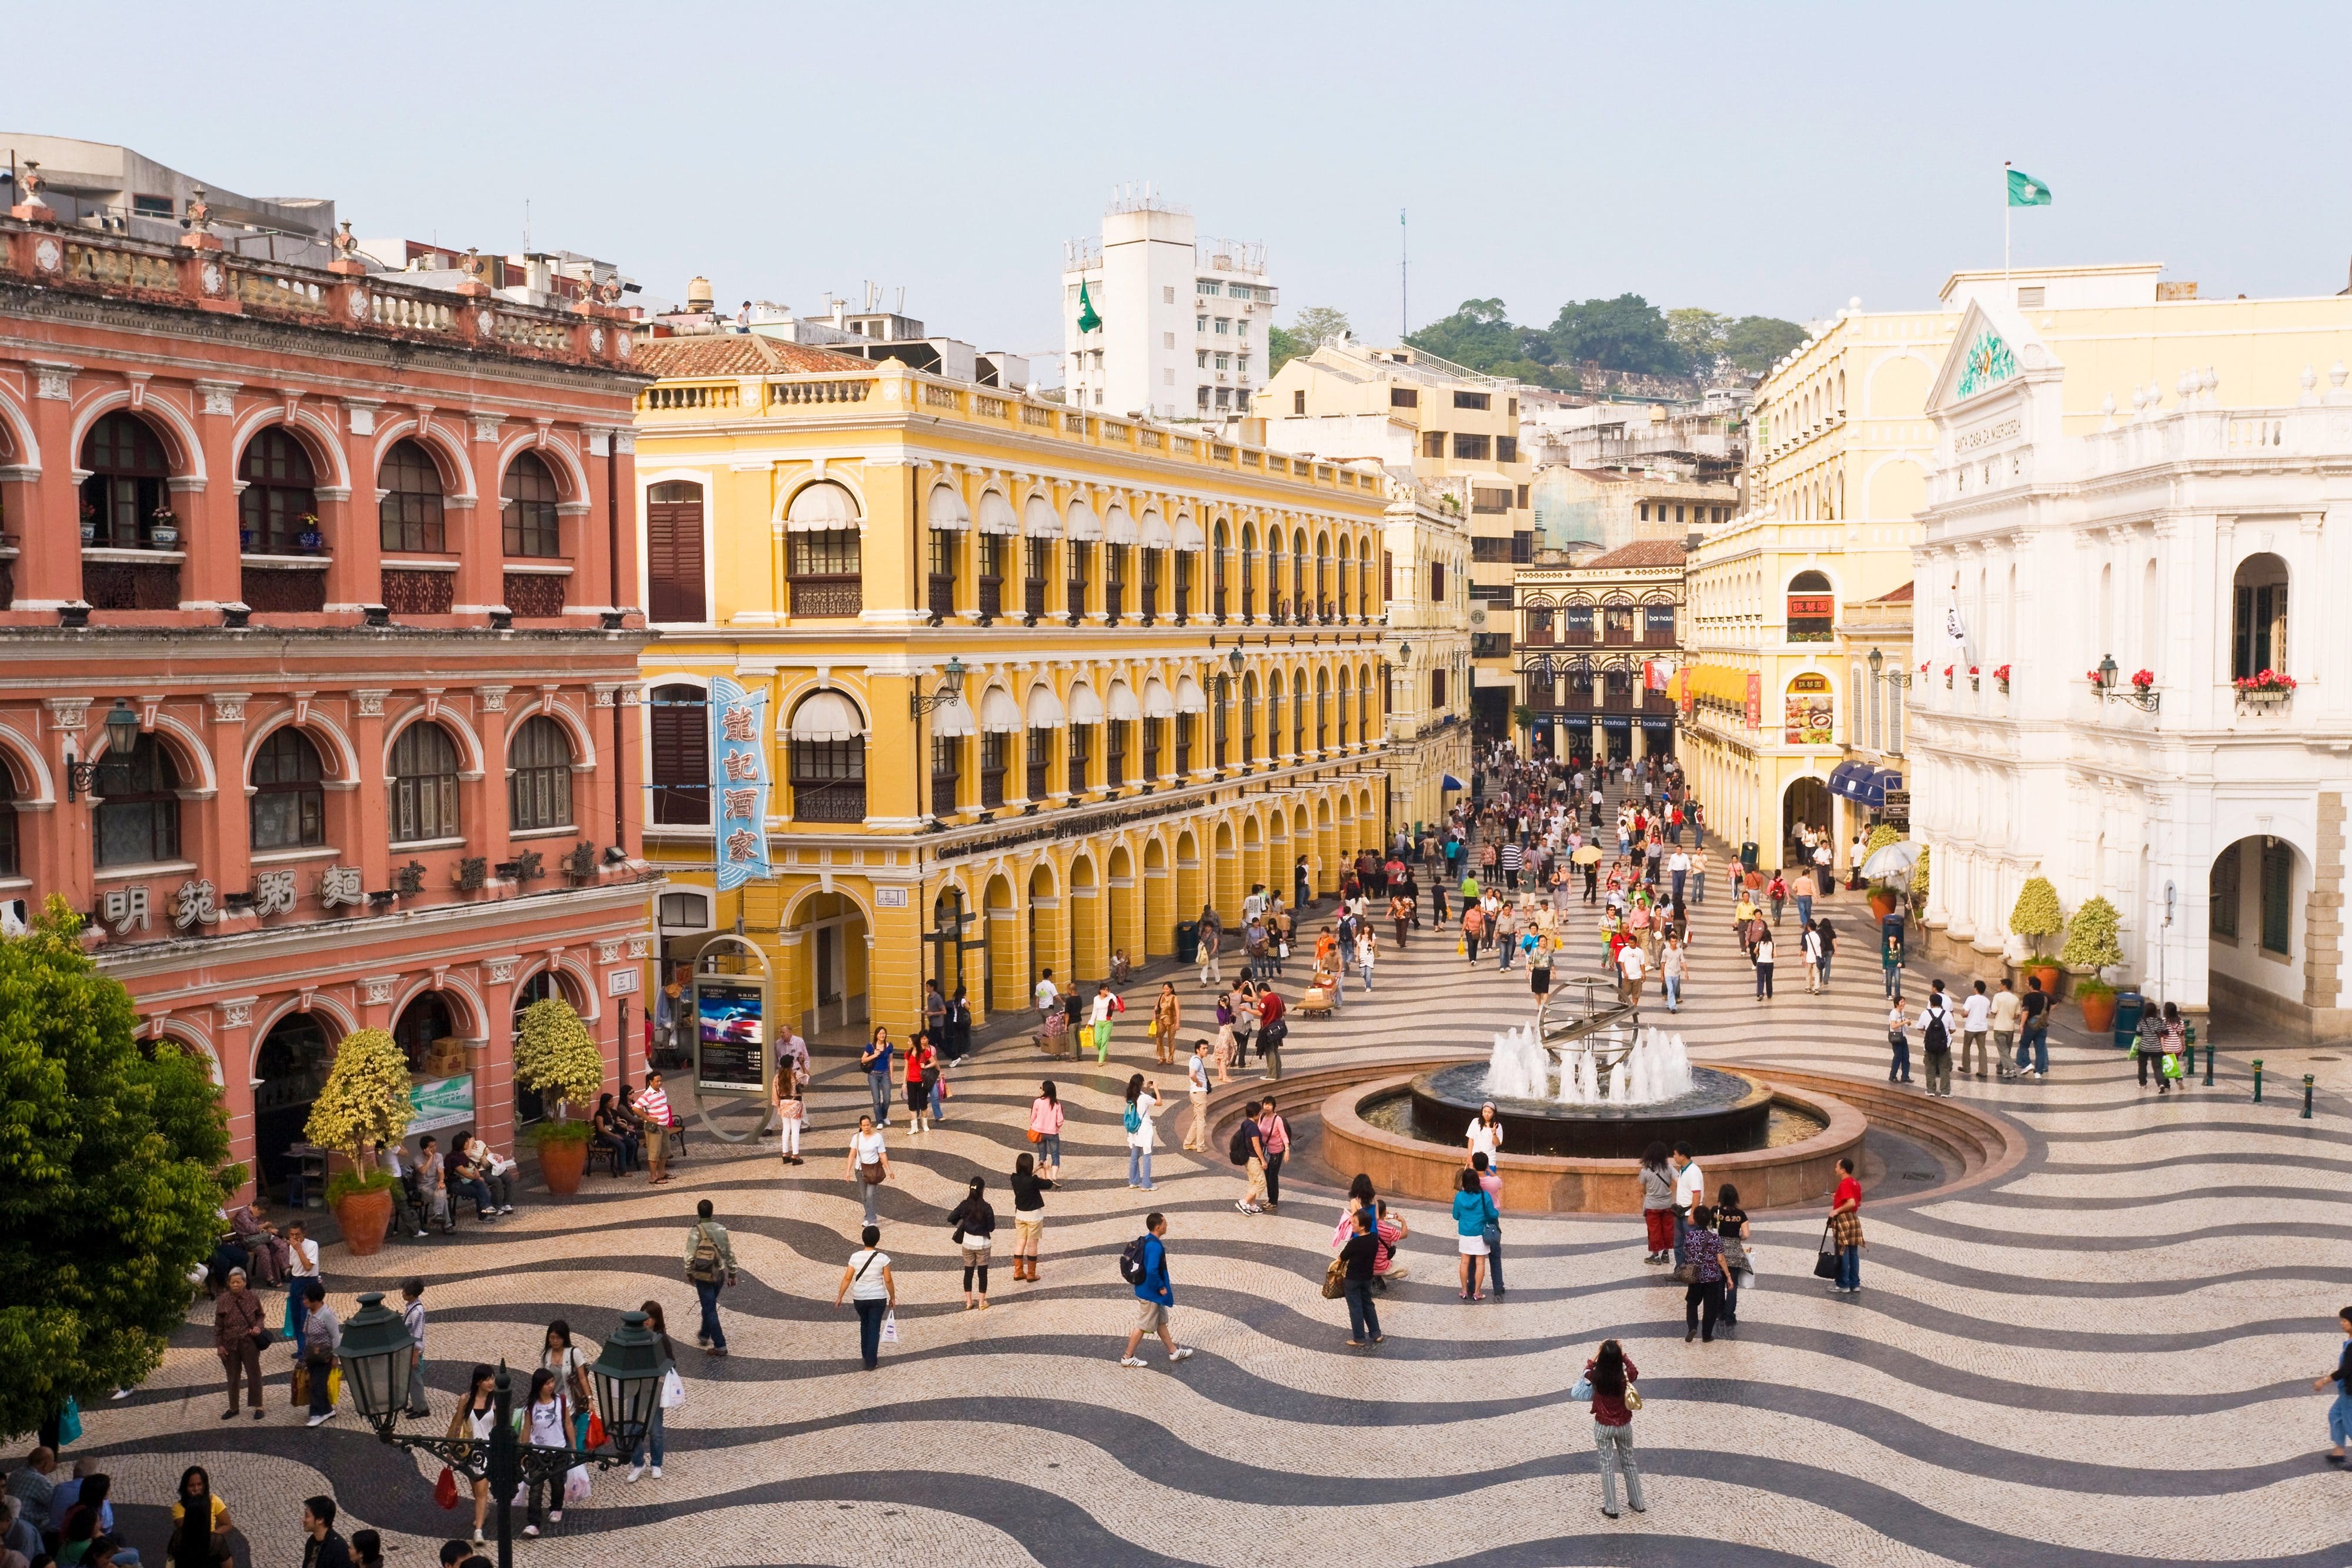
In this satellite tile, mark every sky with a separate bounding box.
[12,2,2352,375]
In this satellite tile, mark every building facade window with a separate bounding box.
[649,683,710,825]
[790,737,867,823]
[2261,838,2294,956]
[379,439,447,553]
[502,452,563,557]
[249,727,326,851]
[95,734,181,867]
[1024,727,1053,800]
[390,723,463,842]
[507,715,574,831]
[2211,842,2240,940]
[80,411,172,548]
[238,427,319,554]
[2231,553,2289,680]
[930,735,960,811]
[980,732,1008,808]
[646,480,709,623]
[0,770,16,877]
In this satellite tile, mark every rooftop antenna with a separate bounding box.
[896,285,906,315]
[1400,208,1409,339]
[523,198,530,255]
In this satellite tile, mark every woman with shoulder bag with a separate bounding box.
[773,1063,806,1165]
[946,1176,996,1310]
[1027,1082,1064,1179]
[1714,1182,1753,1328]
[448,1365,497,1544]
[834,1225,897,1371]
[1677,1202,1727,1343]
[846,1114,890,1228]
[542,1319,594,1451]
[1581,1338,1645,1518]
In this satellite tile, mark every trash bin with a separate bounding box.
[1740,840,1760,872]
[1174,920,1200,965]
[2110,990,2147,1051]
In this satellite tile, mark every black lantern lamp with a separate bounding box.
[338,1295,657,1568]
[908,655,968,718]
[64,700,143,802]
[1226,646,1245,676]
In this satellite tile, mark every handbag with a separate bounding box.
[1812,1220,1843,1281]
[1670,1258,1702,1286]
[585,1410,607,1449]
[1568,1374,1594,1402]
[1321,1255,1348,1300]
[56,1397,82,1446]
[563,1465,592,1505]
[433,1466,460,1510]
[1624,1383,1643,1411]
[1026,1128,1043,1144]
[290,1365,310,1406]
[858,1160,885,1185]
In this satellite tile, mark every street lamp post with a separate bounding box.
[62,698,142,801]
[337,1296,664,1568]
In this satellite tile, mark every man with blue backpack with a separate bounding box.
[1117,1212,1194,1368]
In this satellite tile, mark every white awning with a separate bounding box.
[1025,684,1067,728]
[1022,495,1061,539]
[1067,681,1105,724]
[787,688,863,741]
[927,483,970,531]
[786,480,861,533]
[1141,677,1177,718]
[1065,497,1101,541]
[1102,503,1137,545]
[928,694,976,737]
[1174,674,1207,714]
[975,490,1018,536]
[977,686,1023,733]
[1171,514,1206,553]
[1105,680,1142,722]
[1138,508,1172,550]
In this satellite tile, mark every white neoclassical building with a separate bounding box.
[1909,296,2352,1042]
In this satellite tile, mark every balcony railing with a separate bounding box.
[793,781,866,822]
[82,555,182,611]
[382,568,455,616]
[1023,579,1047,621]
[977,576,1003,621]
[790,574,863,617]
[503,571,567,618]
[927,573,956,620]
[930,770,958,813]
[240,562,328,613]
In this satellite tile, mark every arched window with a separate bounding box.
[379,439,447,553]
[787,483,863,616]
[649,683,710,825]
[1291,670,1305,755]
[238,427,319,554]
[79,411,171,547]
[1316,669,1330,750]
[1240,674,1257,764]
[2231,552,2289,680]
[502,451,562,557]
[1315,531,1332,616]
[390,722,462,842]
[391,991,457,1076]
[250,728,325,851]
[1211,521,1229,618]
[1357,670,1372,738]
[789,726,867,823]
[1786,570,1834,641]
[0,764,16,877]
[646,480,707,623]
[1267,673,1284,758]
[1337,538,1352,618]
[1359,544,1374,620]
[1292,527,1309,611]
[1239,523,1256,618]
[1212,673,1230,765]
[95,733,181,867]
[509,716,574,831]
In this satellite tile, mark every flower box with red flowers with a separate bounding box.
[2130,669,2156,690]
[1992,663,2012,691]
[2236,670,2296,706]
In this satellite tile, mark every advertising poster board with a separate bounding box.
[694,979,767,1095]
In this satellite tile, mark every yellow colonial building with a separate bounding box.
[629,333,1394,1041]
[1378,477,1474,832]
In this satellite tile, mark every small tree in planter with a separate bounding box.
[514,997,604,1194]
[1908,844,1932,921]
[2010,875,2064,992]
[2060,895,2126,1029]
[303,1028,410,1255]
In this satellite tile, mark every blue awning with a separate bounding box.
[1829,761,1901,808]
[1441,774,1465,792]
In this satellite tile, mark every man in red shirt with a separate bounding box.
[1257,988,1287,1079]
[1827,1156,1863,1294]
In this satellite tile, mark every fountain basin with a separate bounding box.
[1409,1062,1773,1159]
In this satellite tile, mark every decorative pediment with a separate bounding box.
[1927,297,2054,414]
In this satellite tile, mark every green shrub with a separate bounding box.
[2074,976,2116,999]
[325,1168,397,1206]
[2010,877,2063,951]
[530,1118,594,1149]
[1864,824,1902,858]
[514,997,603,1116]
[303,1028,413,1158]
[2059,895,2124,973]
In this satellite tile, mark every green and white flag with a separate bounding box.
[2006,168,2052,208]
[1076,280,1102,334]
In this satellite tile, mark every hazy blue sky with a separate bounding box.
[14,2,2351,371]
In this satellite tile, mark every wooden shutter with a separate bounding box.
[646,501,707,623]
[649,691,710,825]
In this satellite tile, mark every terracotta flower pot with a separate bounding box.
[2079,991,2117,1034]
[1867,889,1897,922]
[2022,961,2061,997]
[335,1186,395,1257]
[538,1135,589,1196]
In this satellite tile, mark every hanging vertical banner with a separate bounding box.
[711,677,771,891]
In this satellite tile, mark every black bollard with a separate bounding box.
[2304,1074,2316,1120]
[2253,1058,2264,1103]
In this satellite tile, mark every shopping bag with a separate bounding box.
[433,1467,460,1510]
[563,1465,592,1505]
[56,1398,82,1447]
[585,1410,606,1450]
[660,1368,686,1409]
[326,1367,341,1407]
[1811,1221,1842,1282]
[290,1365,311,1406]
[878,1309,899,1344]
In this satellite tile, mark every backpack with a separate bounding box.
[1228,1122,1255,1166]
[1122,1103,1142,1135]
[1923,1005,1950,1050]
[686,1223,723,1285]
[1118,1234,1151,1285]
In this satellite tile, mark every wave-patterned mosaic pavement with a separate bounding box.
[74,837,2352,1566]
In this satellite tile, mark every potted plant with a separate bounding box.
[2085,667,2108,691]
[2009,875,2064,994]
[1864,824,1903,920]
[1993,663,2012,693]
[302,1027,413,1256]
[514,996,604,1195]
[80,500,98,545]
[2060,895,2125,1031]
[296,513,325,554]
[240,526,257,552]
[1908,844,1931,922]
[1942,664,1954,688]
[2236,669,2295,706]
[2131,668,2155,693]
[148,504,180,547]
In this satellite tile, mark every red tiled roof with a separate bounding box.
[1580,540,1688,569]
[633,334,874,378]
[1870,582,1916,603]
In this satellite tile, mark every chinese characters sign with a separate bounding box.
[1743,672,1762,728]
[711,677,770,891]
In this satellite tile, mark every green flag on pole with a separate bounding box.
[1076,280,1102,334]
[2006,168,2052,208]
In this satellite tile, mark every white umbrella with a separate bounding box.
[1861,840,1922,881]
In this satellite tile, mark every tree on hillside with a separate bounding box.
[1405,300,1565,387]
[0,898,235,1440]
[1666,308,1729,376]
[1548,294,1688,377]
[1724,314,1806,373]
[1268,305,1355,375]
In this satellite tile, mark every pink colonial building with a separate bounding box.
[0,175,657,1197]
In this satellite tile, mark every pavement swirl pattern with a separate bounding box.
[69,818,2352,1567]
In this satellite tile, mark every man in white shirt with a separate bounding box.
[1668,848,1690,905]
[1669,1143,1705,1259]
[1616,940,1649,1017]
[1184,1041,1212,1151]
[1959,980,1994,1079]
[1034,969,1060,1025]
[1916,982,1956,1096]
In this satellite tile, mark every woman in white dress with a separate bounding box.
[1465,1102,1504,1168]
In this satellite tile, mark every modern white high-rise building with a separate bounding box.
[1062,189,1277,421]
